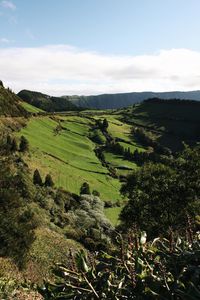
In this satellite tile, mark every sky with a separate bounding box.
[1,0,200,95]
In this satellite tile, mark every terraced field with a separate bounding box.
[19,116,121,201]
[18,108,146,224]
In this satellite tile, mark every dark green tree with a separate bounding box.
[44,173,54,187]
[102,118,109,129]
[120,146,200,236]
[19,135,29,152]
[80,182,90,195]
[33,169,43,186]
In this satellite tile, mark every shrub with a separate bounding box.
[80,182,90,195]
[92,190,100,197]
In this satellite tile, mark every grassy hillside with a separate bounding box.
[21,101,44,113]
[0,82,27,117]
[121,99,200,151]
[18,116,122,201]
[17,112,146,225]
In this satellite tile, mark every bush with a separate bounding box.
[80,182,90,195]
[92,190,100,197]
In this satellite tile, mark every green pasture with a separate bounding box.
[104,151,138,176]
[19,116,122,201]
[104,207,122,226]
[21,101,44,113]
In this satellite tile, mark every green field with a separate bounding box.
[104,151,138,175]
[19,100,200,224]
[18,110,147,224]
[104,207,122,226]
[19,116,122,201]
[21,101,44,113]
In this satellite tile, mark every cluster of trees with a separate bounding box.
[120,145,200,237]
[95,118,109,131]
[133,127,171,155]
[80,182,100,197]
[33,169,54,187]
[105,139,169,166]
[4,135,29,153]
[144,97,200,106]
[0,157,37,268]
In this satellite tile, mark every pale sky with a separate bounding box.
[1,0,200,95]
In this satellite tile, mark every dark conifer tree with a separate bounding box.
[44,174,54,187]
[102,118,109,129]
[33,169,43,186]
[19,136,29,152]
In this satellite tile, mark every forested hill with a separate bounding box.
[18,89,200,111]
[121,98,200,151]
[0,81,27,116]
[69,90,200,109]
[18,90,79,112]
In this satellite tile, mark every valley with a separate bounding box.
[0,83,200,298]
[17,109,146,225]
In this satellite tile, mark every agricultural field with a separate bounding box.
[104,151,138,176]
[20,101,44,113]
[18,108,146,224]
[19,116,121,201]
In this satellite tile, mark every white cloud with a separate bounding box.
[1,0,16,10]
[1,45,200,95]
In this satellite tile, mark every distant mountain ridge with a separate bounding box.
[68,90,200,109]
[18,89,200,111]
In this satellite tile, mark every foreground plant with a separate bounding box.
[39,231,200,299]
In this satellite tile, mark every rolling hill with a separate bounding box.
[18,88,200,110]
[18,90,79,112]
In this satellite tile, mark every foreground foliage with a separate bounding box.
[120,145,200,236]
[40,231,200,299]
